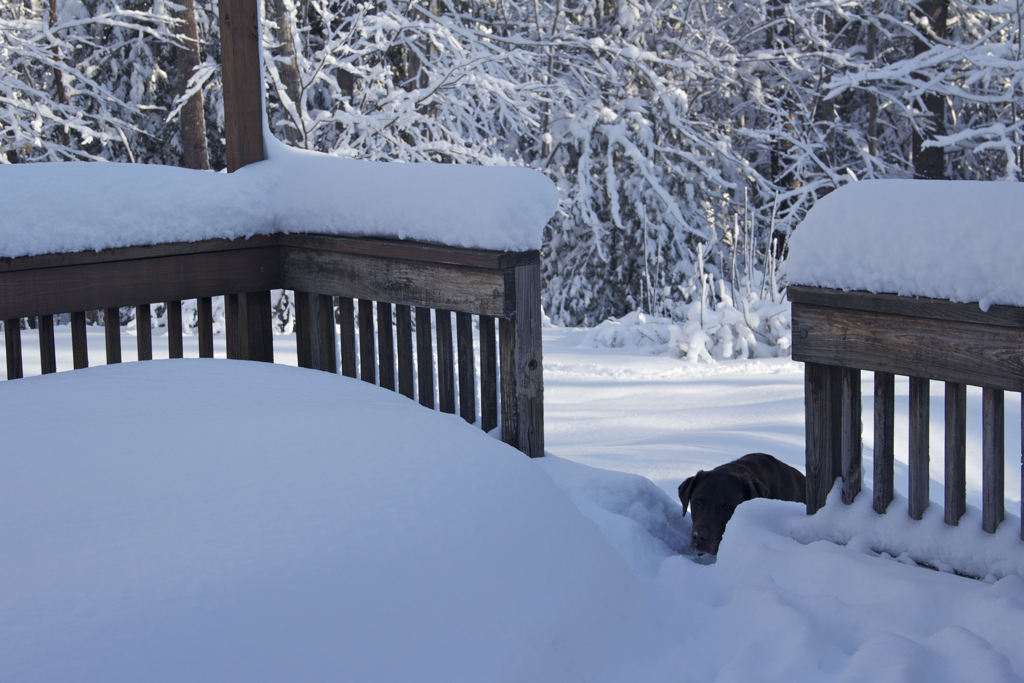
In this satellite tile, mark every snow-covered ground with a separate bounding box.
[2,324,1024,681]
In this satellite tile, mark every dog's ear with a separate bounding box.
[678,472,702,516]
[741,472,770,500]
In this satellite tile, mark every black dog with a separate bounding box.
[678,453,806,555]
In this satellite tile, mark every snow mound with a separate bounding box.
[0,145,557,259]
[0,360,647,682]
[786,179,1024,308]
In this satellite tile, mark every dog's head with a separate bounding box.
[678,468,768,555]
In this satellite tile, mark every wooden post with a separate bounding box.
[71,311,88,369]
[167,301,184,359]
[479,315,498,433]
[396,304,414,399]
[338,297,357,378]
[841,367,861,504]
[245,290,274,363]
[804,361,835,514]
[982,387,1004,533]
[436,309,455,414]
[499,259,544,458]
[945,382,967,526]
[317,294,337,373]
[415,306,434,408]
[377,301,395,390]
[225,294,241,360]
[104,307,122,364]
[5,319,23,380]
[908,376,930,520]
[358,299,376,384]
[218,0,264,172]
[873,371,895,514]
[295,291,312,369]
[198,297,214,358]
[136,304,153,361]
[38,314,56,374]
[456,311,476,424]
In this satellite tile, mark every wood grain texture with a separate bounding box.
[510,263,544,457]
[436,309,455,414]
[377,301,395,390]
[278,234,528,271]
[317,294,337,374]
[198,297,213,358]
[499,316,517,451]
[479,315,497,433]
[792,302,1024,392]
[295,291,312,369]
[246,290,274,363]
[396,304,414,399]
[167,301,183,359]
[841,367,862,505]
[104,308,121,364]
[225,294,241,360]
[136,304,153,361]
[71,311,88,369]
[358,299,376,384]
[945,382,967,526]
[0,247,280,321]
[908,377,930,521]
[873,372,895,514]
[982,388,1005,534]
[5,319,22,380]
[38,314,56,374]
[218,0,264,172]
[338,297,356,378]
[456,311,476,424]
[804,362,835,514]
[282,247,505,318]
[788,285,1024,329]
[415,307,434,409]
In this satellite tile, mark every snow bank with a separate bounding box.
[786,179,1024,308]
[0,361,648,682]
[0,143,557,259]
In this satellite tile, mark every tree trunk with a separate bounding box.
[912,0,948,180]
[268,0,303,145]
[867,0,880,159]
[176,0,210,170]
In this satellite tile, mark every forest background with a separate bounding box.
[3,0,1022,358]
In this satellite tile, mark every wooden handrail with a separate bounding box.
[0,234,545,457]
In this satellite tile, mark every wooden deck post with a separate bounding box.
[945,382,967,525]
[873,371,895,513]
[38,314,56,374]
[499,255,544,458]
[982,388,1004,533]
[5,319,23,380]
[805,361,836,513]
[218,0,264,172]
[841,367,862,504]
[908,377,930,520]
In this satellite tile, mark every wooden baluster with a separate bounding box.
[104,307,122,364]
[167,300,184,359]
[498,258,544,457]
[338,297,357,378]
[377,302,395,390]
[295,291,312,369]
[4,318,23,380]
[908,377,930,520]
[317,294,337,373]
[225,294,241,360]
[804,362,836,514]
[841,367,861,504]
[1020,397,1023,542]
[945,382,967,526]
[436,309,455,414]
[456,312,476,424]
[198,297,214,358]
[245,291,274,363]
[479,315,497,433]
[982,387,1005,533]
[38,314,56,374]
[136,304,153,361]
[396,304,414,399]
[358,299,376,384]
[873,372,895,514]
[71,311,88,369]
[415,307,434,409]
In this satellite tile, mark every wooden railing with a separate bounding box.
[790,285,1024,538]
[1,234,544,457]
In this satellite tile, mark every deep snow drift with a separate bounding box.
[0,140,557,259]
[786,179,1024,308]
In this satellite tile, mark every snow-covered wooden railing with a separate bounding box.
[787,180,1023,539]
[0,234,545,457]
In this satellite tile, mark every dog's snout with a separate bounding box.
[691,529,707,546]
